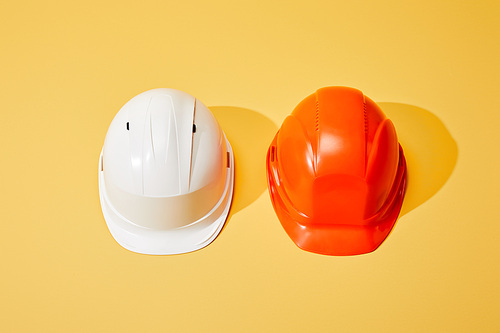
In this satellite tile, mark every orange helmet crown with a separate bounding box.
[267,86,407,255]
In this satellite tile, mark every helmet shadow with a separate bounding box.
[378,102,458,217]
[210,106,278,217]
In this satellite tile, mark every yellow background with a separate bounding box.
[1,0,499,332]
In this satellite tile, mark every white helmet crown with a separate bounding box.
[99,88,234,254]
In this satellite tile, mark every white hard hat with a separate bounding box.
[98,88,234,255]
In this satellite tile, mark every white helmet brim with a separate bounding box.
[98,136,234,255]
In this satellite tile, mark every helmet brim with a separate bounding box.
[266,135,407,256]
[99,136,235,255]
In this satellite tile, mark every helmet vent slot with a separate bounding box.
[227,152,230,168]
[192,124,197,133]
[126,122,129,130]
[270,146,276,162]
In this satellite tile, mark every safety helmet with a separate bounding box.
[99,88,234,255]
[266,87,407,256]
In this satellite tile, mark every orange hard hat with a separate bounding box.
[266,87,407,256]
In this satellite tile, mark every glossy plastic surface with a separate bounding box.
[99,88,234,255]
[266,87,407,255]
